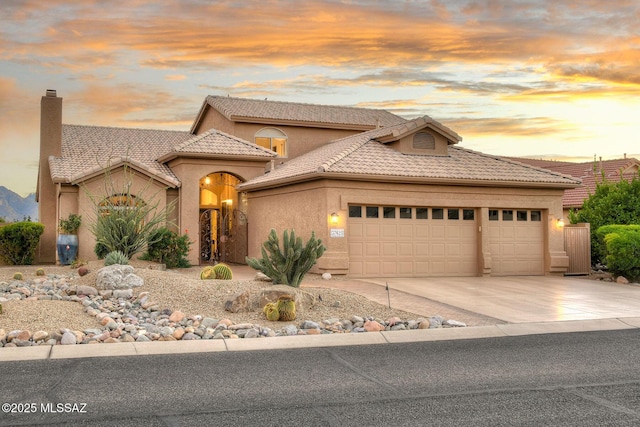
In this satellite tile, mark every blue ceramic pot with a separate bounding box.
[57,234,79,265]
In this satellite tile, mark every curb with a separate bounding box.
[1,317,639,362]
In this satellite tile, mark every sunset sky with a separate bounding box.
[2,0,640,196]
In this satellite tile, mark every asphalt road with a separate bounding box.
[1,330,640,426]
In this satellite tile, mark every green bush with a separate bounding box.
[246,229,325,288]
[140,227,191,269]
[0,222,45,265]
[599,225,640,282]
[594,224,640,266]
[104,250,129,266]
[94,242,109,259]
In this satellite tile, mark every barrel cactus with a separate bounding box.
[35,268,45,276]
[277,296,296,321]
[13,272,23,280]
[263,302,280,321]
[200,266,215,280]
[212,263,233,280]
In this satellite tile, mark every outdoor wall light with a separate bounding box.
[556,218,565,228]
[330,212,339,224]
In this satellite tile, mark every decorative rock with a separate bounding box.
[33,330,49,342]
[16,330,32,341]
[61,331,77,345]
[258,285,316,310]
[224,290,250,313]
[255,272,272,282]
[300,320,320,329]
[96,265,144,290]
[616,276,629,284]
[77,267,89,277]
[321,272,332,280]
[173,328,185,340]
[75,285,98,296]
[363,320,385,332]
[182,333,200,340]
[428,315,444,328]
[113,289,133,299]
[169,310,186,323]
[200,317,217,329]
[443,319,467,327]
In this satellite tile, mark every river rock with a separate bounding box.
[96,265,144,290]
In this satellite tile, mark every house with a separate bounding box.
[505,156,640,219]
[37,90,581,277]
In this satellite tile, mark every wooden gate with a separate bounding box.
[564,223,591,275]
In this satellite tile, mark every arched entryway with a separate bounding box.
[199,172,248,264]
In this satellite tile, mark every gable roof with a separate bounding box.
[190,96,407,133]
[507,157,640,208]
[239,117,581,191]
[50,125,192,187]
[158,128,277,162]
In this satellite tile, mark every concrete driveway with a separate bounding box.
[361,275,640,323]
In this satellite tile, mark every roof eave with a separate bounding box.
[230,115,378,131]
[160,152,276,164]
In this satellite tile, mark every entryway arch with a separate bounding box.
[198,172,248,264]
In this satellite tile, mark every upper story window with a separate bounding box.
[255,128,287,157]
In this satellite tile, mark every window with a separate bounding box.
[416,208,428,219]
[531,210,542,221]
[349,206,362,218]
[255,128,287,156]
[366,206,379,218]
[399,207,412,219]
[383,207,396,218]
[432,208,444,219]
[463,209,475,220]
[448,209,459,220]
[517,210,528,221]
[489,209,499,221]
[502,210,513,221]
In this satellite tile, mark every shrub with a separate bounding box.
[594,224,640,266]
[600,225,640,282]
[94,242,109,259]
[0,222,45,265]
[141,227,191,269]
[104,250,129,266]
[246,229,325,288]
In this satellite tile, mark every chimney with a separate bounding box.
[37,89,63,263]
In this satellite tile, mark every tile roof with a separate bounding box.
[507,157,640,207]
[239,118,581,191]
[201,96,408,129]
[169,128,277,159]
[50,125,192,187]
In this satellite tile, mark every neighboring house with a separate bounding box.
[37,90,580,277]
[505,156,640,219]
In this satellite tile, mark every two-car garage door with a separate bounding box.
[348,205,544,277]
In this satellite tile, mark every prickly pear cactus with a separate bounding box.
[263,302,280,321]
[213,263,233,280]
[277,296,296,321]
[13,272,23,280]
[200,266,215,280]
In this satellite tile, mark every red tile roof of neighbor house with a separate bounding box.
[193,96,408,131]
[505,157,640,208]
[238,117,582,191]
[49,125,274,187]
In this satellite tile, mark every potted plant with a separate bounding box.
[57,213,81,265]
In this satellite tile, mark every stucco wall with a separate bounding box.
[247,179,569,277]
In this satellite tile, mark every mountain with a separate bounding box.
[0,186,39,222]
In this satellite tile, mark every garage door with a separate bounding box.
[488,209,544,275]
[348,205,477,277]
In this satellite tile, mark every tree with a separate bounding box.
[569,171,640,264]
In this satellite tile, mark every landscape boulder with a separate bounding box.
[258,285,316,310]
[96,265,143,290]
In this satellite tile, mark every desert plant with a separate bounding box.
[104,250,129,266]
[200,266,215,280]
[0,303,3,314]
[277,296,296,321]
[263,302,280,321]
[35,268,45,276]
[246,229,325,288]
[13,272,24,280]
[141,227,191,269]
[58,213,82,234]
[86,162,175,259]
[0,221,45,265]
[212,263,233,280]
